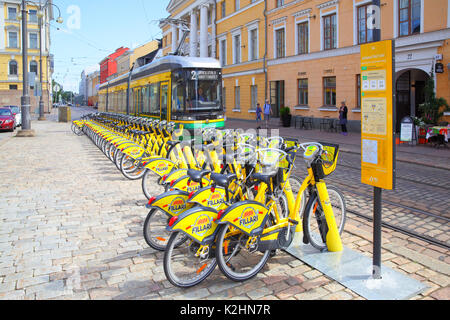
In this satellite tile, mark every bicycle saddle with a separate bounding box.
[187,169,210,183]
[210,173,237,188]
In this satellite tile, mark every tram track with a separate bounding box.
[332,180,450,250]
[337,161,450,191]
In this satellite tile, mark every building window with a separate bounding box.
[356,74,361,109]
[233,34,241,64]
[250,85,258,110]
[298,79,308,105]
[249,28,258,61]
[9,60,18,75]
[9,85,18,90]
[8,7,17,20]
[235,0,240,11]
[29,33,38,49]
[221,1,226,18]
[399,0,421,36]
[29,9,38,23]
[357,4,374,44]
[234,86,240,110]
[297,21,309,54]
[323,14,337,50]
[275,28,285,58]
[220,39,227,66]
[323,77,336,106]
[8,32,18,48]
[30,61,38,74]
[276,0,284,7]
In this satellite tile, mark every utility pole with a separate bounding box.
[17,0,34,137]
[38,0,45,121]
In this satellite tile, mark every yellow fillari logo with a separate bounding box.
[168,197,186,214]
[239,208,258,229]
[207,192,225,208]
[191,215,213,236]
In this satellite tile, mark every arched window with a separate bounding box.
[30,61,38,74]
[9,60,18,75]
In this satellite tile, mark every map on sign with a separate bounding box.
[362,139,378,165]
[361,97,387,136]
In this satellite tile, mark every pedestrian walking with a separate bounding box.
[256,103,262,125]
[339,101,348,136]
[263,100,272,128]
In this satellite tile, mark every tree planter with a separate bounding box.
[281,114,292,127]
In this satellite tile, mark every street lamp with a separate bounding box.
[35,1,63,121]
[16,0,62,136]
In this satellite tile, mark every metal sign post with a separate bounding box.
[360,35,396,279]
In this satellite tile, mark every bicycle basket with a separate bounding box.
[319,142,339,177]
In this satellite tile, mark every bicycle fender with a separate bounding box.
[146,190,194,218]
[188,187,228,211]
[163,169,189,186]
[216,200,269,237]
[144,158,176,177]
[169,176,211,193]
[168,207,219,245]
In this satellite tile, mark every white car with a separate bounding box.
[5,106,21,128]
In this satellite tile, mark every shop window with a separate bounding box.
[323,77,336,107]
[298,79,308,105]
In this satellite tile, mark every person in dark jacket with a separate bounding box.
[339,101,348,136]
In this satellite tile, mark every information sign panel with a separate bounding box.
[360,40,396,190]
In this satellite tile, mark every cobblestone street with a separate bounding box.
[0,111,449,300]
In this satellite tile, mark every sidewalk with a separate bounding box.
[226,119,450,170]
[0,117,448,300]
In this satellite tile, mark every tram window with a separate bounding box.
[142,86,150,114]
[172,78,184,114]
[149,83,160,116]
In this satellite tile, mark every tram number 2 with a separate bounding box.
[191,71,198,81]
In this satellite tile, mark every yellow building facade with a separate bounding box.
[0,0,53,113]
[267,0,450,130]
[161,0,450,128]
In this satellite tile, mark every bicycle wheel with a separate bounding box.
[143,208,173,251]
[215,224,270,282]
[303,186,346,251]
[164,231,216,288]
[120,155,146,180]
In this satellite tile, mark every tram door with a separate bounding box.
[160,82,169,121]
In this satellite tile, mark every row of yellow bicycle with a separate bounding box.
[73,113,346,288]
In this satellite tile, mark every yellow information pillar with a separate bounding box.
[360,40,395,191]
[360,39,396,280]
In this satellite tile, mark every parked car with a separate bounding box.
[4,106,21,128]
[0,108,15,132]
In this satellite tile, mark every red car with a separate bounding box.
[0,108,15,132]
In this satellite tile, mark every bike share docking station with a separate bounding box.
[285,39,427,300]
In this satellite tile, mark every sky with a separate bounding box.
[51,0,170,92]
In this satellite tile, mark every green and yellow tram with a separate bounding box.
[98,55,225,130]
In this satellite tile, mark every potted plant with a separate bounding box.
[418,74,449,125]
[280,107,292,127]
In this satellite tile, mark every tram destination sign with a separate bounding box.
[190,70,220,81]
[360,40,396,190]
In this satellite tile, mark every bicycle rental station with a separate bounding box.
[70,42,429,300]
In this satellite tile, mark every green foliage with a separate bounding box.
[279,107,291,117]
[418,74,449,125]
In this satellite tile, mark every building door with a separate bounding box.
[160,82,169,121]
[270,80,284,118]
[396,71,410,133]
[395,69,430,132]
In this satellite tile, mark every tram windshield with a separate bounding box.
[172,69,223,117]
